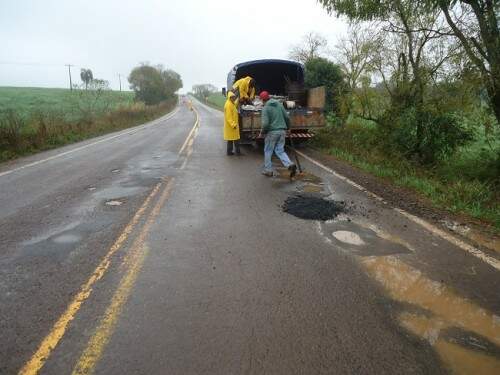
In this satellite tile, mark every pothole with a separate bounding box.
[105,200,124,206]
[111,169,120,173]
[283,194,345,221]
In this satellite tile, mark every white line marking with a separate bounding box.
[0,107,180,178]
[296,150,500,271]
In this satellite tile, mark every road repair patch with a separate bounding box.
[283,194,345,221]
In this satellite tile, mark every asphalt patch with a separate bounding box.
[283,194,345,221]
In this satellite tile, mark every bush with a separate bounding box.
[304,57,348,117]
[380,106,474,164]
[0,110,24,150]
[128,64,182,105]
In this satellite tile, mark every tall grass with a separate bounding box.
[0,98,176,162]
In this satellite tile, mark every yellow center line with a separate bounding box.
[18,182,163,375]
[71,178,175,375]
[178,105,200,155]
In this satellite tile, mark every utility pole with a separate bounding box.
[118,74,122,92]
[65,64,74,91]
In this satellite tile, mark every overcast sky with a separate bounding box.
[0,0,347,92]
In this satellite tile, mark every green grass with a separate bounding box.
[314,121,500,230]
[0,87,134,121]
[206,93,225,110]
[0,87,176,162]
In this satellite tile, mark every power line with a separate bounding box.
[0,61,68,67]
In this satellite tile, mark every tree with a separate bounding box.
[319,0,470,160]
[80,68,93,90]
[431,0,500,126]
[162,69,183,98]
[128,63,182,105]
[318,0,500,126]
[334,25,381,90]
[289,32,329,63]
[72,79,113,123]
[192,84,218,99]
[304,57,347,115]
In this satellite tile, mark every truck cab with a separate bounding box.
[224,59,326,143]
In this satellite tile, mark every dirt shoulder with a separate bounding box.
[304,147,500,255]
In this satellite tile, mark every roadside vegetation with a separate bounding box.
[296,0,500,229]
[0,63,182,162]
[206,93,225,110]
[191,84,225,110]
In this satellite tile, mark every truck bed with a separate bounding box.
[239,109,325,142]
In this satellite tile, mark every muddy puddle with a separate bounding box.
[364,255,500,374]
[317,217,500,374]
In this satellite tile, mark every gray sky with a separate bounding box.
[0,0,347,92]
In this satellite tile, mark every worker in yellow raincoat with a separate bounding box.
[231,76,255,105]
[224,91,241,155]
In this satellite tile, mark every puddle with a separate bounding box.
[111,169,120,173]
[87,186,96,191]
[320,220,413,256]
[23,221,81,245]
[272,169,322,183]
[283,194,345,221]
[362,256,500,374]
[302,183,323,193]
[105,200,123,206]
[93,185,146,200]
[332,230,365,246]
[52,233,80,244]
[294,171,323,184]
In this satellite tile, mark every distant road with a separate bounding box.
[1,98,498,374]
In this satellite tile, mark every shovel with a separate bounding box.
[288,135,303,178]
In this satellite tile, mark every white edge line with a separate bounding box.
[0,106,180,178]
[296,149,500,272]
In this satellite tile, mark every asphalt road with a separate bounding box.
[1,97,499,375]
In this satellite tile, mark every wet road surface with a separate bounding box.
[1,98,499,374]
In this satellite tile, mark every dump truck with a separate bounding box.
[223,59,326,144]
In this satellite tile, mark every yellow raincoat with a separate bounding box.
[223,92,240,141]
[232,76,255,103]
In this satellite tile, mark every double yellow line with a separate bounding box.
[72,178,175,375]
[19,101,200,375]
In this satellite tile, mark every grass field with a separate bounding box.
[0,87,175,162]
[206,93,225,110]
[0,87,134,121]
